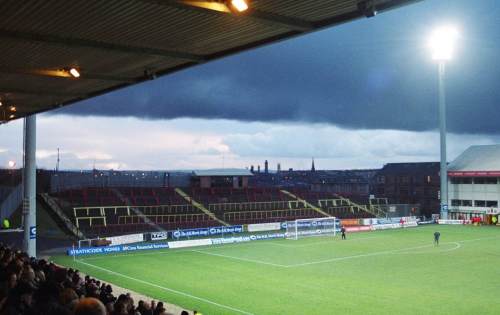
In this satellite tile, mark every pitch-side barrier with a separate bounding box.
[67,217,421,256]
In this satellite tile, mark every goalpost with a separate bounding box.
[285,217,338,240]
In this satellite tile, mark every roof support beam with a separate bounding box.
[0,29,205,62]
[0,67,134,83]
[139,0,315,32]
[0,87,82,97]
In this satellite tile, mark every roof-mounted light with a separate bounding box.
[179,1,249,13]
[229,0,249,12]
[69,67,81,78]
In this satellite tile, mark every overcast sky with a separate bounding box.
[1,0,499,171]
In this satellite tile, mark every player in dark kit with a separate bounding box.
[434,231,440,245]
[341,226,346,240]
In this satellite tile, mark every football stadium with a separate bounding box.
[1,1,500,315]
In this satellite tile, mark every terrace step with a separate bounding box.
[110,188,166,232]
[280,190,330,217]
[335,194,387,218]
[0,184,23,220]
[175,188,229,226]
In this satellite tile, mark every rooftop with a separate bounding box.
[193,169,253,177]
[448,144,500,173]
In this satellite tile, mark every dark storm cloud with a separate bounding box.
[56,0,500,134]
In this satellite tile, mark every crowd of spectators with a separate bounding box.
[0,244,191,315]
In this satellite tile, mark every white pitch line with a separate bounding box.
[81,250,173,261]
[394,242,461,255]
[79,234,500,265]
[439,242,462,252]
[76,260,255,315]
[191,250,288,268]
[265,236,381,248]
[81,241,265,261]
[287,235,500,268]
[286,243,435,268]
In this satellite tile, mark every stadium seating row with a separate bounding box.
[49,187,374,237]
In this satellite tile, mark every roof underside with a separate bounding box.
[0,0,419,122]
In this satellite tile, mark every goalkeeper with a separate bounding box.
[341,226,346,240]
[433,231,440,245]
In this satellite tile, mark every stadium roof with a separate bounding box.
[193,169,253,177]
[448,145,500,176]
[0,0,419,123]
[377,162,439,176]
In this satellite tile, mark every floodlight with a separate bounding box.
[230,0,248,12]
[8,160,16,168]
[9,105,16,112]
[8,114,15,119]
[429,25,459,61]
[69,67,81,78]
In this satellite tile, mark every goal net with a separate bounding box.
[285,217,338,240]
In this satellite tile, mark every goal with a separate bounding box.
[285,217,338,240]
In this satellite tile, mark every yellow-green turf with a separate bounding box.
[52,225,500,315]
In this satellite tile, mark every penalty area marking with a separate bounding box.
[76,260,255,315]
[286,235,500,268]
[393,242,461,255]
[191,250,288,268]
[265,235,382,248]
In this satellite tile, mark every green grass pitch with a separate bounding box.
[53,225,500,315]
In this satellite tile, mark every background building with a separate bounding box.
[372,162,440,216]
[448,145,500,222]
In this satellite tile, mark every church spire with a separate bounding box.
[311,157,316,172]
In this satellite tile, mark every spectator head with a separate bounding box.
[113,301,128,315]
[54,267,68,283]
[74,297,106,315]
[7,272,17,288]
[60,287,79,308]
[20,266,37,290]
[10,281,35,308]
[105,302,114,314]
[181,311,189,315]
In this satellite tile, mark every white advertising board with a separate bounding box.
[106,233,144,246]
[168,238,212,249]
[247,222,282,232]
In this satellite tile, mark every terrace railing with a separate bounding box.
[223,208,320,223]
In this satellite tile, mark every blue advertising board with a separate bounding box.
[281,219,339,229]
[67,243,169,256]
[172,225,243,239]
[29,226,36,239]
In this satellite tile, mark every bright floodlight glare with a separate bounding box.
[8,160,16,168]
[69,67,81,78]
[231,0,248,12]
[429,25,459,61]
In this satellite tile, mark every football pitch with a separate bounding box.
[53,225,500,315]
